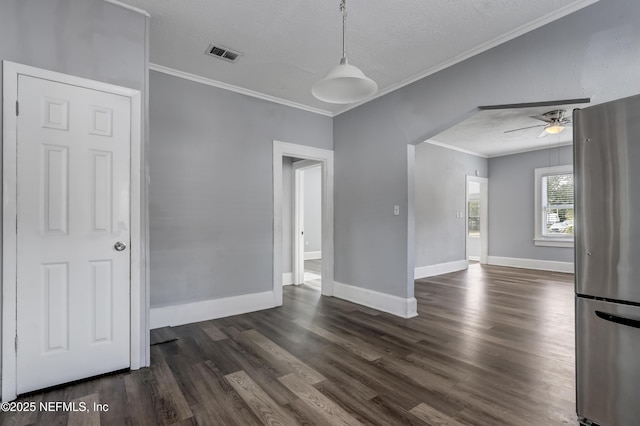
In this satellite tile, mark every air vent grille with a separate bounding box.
[205,44,242,63]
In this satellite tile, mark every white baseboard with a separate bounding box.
[414,259,468,279]
[333,281,418,319]
[304,251,322,260]
[150,291,276,329]
[282,272,294,286]
[487,256,574,273]
[468,256,480,262]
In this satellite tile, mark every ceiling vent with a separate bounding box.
[205,44,242,63]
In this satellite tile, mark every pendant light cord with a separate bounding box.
[340,0,348,64]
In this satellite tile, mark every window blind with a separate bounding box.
[543,173,574,236]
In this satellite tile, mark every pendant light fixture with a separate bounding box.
[312,0,377,104]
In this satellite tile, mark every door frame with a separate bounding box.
[465,175,489,264]
[2,61,147,401]
[292,160,322,285]
[273,141,334,304]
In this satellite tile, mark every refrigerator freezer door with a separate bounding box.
[576,297,640,426]
[574,94,640,303]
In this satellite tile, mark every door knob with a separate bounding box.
[114,241,127,251]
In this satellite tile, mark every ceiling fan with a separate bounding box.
[504,109,572,138]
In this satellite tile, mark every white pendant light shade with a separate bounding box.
[312,60,378,104]
[312,0,377,104]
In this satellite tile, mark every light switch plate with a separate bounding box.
[393,205,400,215]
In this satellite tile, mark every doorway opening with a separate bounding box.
[466,175,488,264]
[273,141,334,307]
[293,161,323,290]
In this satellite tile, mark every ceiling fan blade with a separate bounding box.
[529,114,554,123]
[504,124,546,133]
[538,129,549,138]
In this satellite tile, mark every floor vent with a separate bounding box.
[205,44,242,63]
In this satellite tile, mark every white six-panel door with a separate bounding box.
[15,75,131,394]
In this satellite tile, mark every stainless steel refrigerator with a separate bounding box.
[574,94,640,426]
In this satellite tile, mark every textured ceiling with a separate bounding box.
[119,0,599,116]
[428,101,592,157]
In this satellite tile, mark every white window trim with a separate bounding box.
[534,164,574,248]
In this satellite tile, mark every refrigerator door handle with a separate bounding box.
[595,310,640,329]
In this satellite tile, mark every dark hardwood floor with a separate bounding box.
[0,263,575,425]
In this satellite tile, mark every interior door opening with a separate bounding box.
[273,141,334,307]
[466,175,489,264]
[292,161,322,290]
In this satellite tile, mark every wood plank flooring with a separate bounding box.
[0,264,576,425]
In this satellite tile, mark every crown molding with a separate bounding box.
[149,64,334,117]
[103,0,150,17]
[334,0,601,116]
[425,141,488,158]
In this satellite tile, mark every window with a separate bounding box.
[467,180,481,237]
[534,165,574,247]
[468,198,480,236]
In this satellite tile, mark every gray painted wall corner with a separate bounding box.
[414,143,488,268]
[148,70,332,308]
[333,102,412,299]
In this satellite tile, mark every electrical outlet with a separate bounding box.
[393,205,400,216]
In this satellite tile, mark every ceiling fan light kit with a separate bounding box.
[544,124,565,134]
[312,0,377,104]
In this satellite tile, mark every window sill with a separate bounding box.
[534,238,574,248]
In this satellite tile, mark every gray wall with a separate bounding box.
[488,145,574,263]
[334,103,413,298]
[414,143,488,267]
[304,165,322,254]
[0,1,147,95]
[334,0,640,299]
[149,71,332,308]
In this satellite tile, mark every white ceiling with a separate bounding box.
[119,0,598,116]
[428,101,591,157]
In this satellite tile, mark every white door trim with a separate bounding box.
[465,175,489,264]
[2,61,146,401]
[273,141,334,305]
